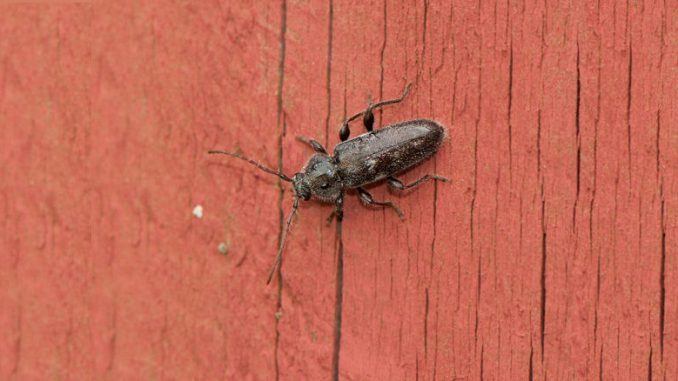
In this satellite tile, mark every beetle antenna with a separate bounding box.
[266,197,299,284]
[208,150,292,182]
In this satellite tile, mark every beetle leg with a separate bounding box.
[296,136,328,154]
[339,120,351,141]
[334,193,344,222]
[339,82,412,141]
[365,82,411,119]
[325,210,336,226]
[324,195,344,226]
[362,96,375,132]
[387,175,449,191]
[357,188,405,220]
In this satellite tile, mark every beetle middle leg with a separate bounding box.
[387,175,449,191]
[357,188,405,220]
[339,83,412,141]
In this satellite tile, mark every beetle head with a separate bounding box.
[292,173,312,200]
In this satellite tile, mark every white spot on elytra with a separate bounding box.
[192,205,203,219]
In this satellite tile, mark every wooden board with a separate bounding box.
[1,1,676,379]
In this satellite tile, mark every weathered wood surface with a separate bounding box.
[1,1,676,380]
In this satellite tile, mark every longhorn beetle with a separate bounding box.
[209,83,448,284]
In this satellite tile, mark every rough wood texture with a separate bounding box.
[1,1,676,380]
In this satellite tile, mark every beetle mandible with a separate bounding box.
[209,83,448,283]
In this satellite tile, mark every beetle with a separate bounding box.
[209,83,448,283]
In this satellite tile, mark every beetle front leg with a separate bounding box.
[387,175,449,191]
[325,210,337,226]
[357,188,405,220]
[325,194,345,226]
[335,193,344,222]
[296,136,328,154]
[324,192,347,228]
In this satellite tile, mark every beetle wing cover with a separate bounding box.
[334,119,444,188]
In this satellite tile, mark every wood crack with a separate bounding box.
[574,41,581,229]
[274,1,288,379]
[378,0,387,126]
[331,218,344,381]
[626,41,633,181]
[508,38,514,189]
[424,288,430,361]
[324,0,334,148]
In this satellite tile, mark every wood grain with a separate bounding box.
[0,1,676,380]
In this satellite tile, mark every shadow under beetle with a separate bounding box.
[209,84,448,283]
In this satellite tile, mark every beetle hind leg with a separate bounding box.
[357,188,405,221]
[387,175,449,191]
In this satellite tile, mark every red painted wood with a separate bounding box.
[1,1,676,380]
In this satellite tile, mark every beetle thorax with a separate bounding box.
[293,154,342,203]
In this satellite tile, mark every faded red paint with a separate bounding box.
[1,1,676,380]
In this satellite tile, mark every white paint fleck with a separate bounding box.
[218,242,229,255]
[192,205,203,219]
